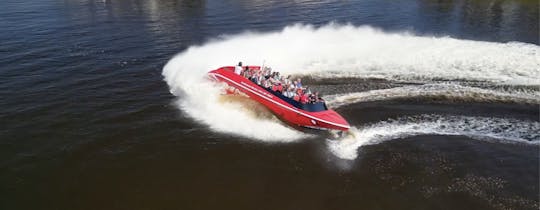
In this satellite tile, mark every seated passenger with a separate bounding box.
[300,93,309,104]
[305,86,311,95]
[276,82,283,93]
[262,79,270,88]
[309,94,316,103]
[314,92,320,102]
[257,74,264,86]
[289,82,295,90]
[251,74,258,84]
[268,72,277,83]
[284,87,294,98]
[296,78,302,88]
[283,89,290,98]
[273,72,281,81]
[296,88,303,96]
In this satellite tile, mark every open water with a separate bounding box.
[1,0,539,209]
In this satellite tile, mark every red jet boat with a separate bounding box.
[208,65,350,132]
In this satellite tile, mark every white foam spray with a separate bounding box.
[325,83,540,108]
[327,115,540,160]
[163,48,308,142]
[162,23,540,142]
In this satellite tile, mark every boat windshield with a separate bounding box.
[301,102,328,112]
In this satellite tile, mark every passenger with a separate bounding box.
[242,68,249,78]
[272,84,277,92]
[276,82,283,93]
[273,72,280,81]
[314,92,321,102]
[296,78,302,88]
[296,88,303,96]
[257,73,264,85]
[287,87,296,98]
[283,88,291,98]
[289,82,295,90]
[251,73,258,84]
[264,70,271,79]
[234,62,243,75]
[263,79,270,88]
[300,93,309,104]
[289,87,296,98]
[267,72,274,83]
[246,70,252,79]
[285,77,292,87]
[293,94,300,101]
[309,94,316,103]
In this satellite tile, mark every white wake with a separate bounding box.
[325,83,540,108]
[327,115,540,160]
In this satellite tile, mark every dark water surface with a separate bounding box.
[1,0,539,209]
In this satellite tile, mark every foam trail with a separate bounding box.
[162,23,539,141]
[201,23,539,85]
[327,115,540,160]
[325,83,540,108]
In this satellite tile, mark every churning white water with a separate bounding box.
[325,83,540,108]
[327,114,540,160]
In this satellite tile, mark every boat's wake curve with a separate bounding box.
[327,114,540,160]
[325,83,540,108]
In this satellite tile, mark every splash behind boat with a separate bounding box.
[208,66,350,132]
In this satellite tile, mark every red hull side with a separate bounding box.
[208,66,350,131]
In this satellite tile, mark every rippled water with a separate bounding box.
[1,0,539,209]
